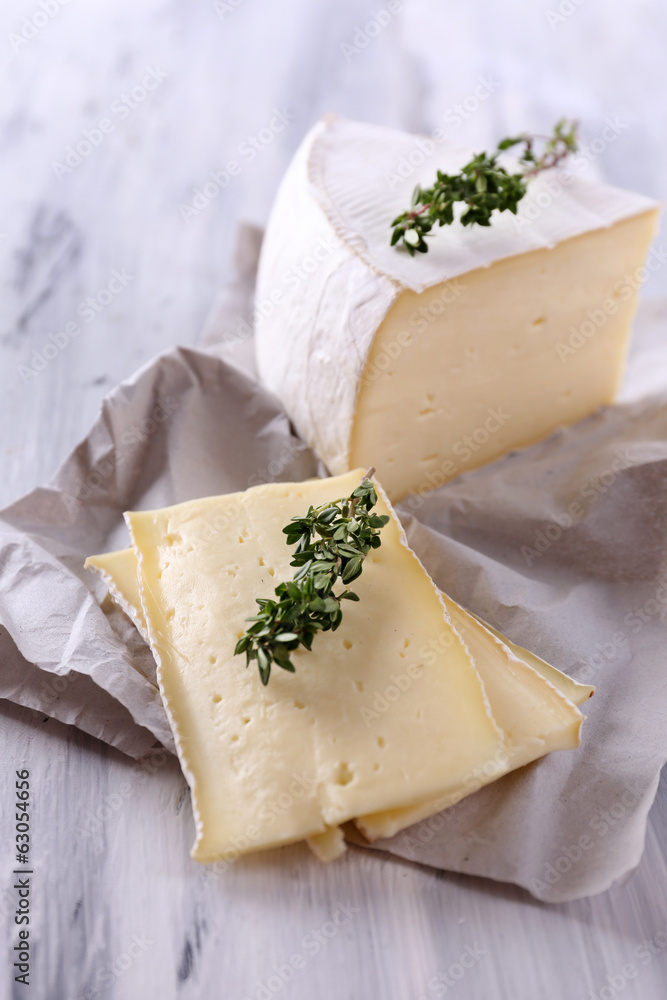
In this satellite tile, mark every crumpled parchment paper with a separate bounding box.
[0,223,665,901]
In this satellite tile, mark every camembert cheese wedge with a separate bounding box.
[255,115,659,502]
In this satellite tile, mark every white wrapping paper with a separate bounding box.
[0,224,665,901]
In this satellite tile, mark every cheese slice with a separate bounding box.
[86,548,150,643]
[88,545,348,863]
[355,594,587,842]
[87,533,591,854]
[123,470,523,863]
[306,826,346,864]
[470,612,594,707]
[255,115,660,502]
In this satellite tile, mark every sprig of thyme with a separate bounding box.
[234,473,389,685]
[390,118,578,255]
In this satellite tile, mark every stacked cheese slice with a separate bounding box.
[86,471,593,864]
[255,115,659,503]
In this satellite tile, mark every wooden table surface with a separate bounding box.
[1,1,666,997]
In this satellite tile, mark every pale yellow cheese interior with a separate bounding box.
[350,211,659,503]
[355,594,586,841]
[124,471,516,863]
[86,547,149,642]
[88,523,592,858]
[306,826,346,863]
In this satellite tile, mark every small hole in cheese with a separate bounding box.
[166,608,175,621]
[231,734,239,742]
[268,567,275,577]
[342,639,353,650]
[334,763,353,786]
[212,694,221,704]
[258,557,265,566]
[419,407,436,418]
[238,536,245,543]
[294,700,305,709]
[373,763,380,772]
[377,737,385,748]
[242,716,250,725]
[209,654,217,664]
[532,316,546,327]
[354,680,364,692]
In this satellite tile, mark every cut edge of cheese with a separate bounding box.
[124,511,211,862]
[85,549,150,644]
[470,612,595,707]
[306,826,347,864]
[346,211,660,502]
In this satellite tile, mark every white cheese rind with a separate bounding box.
[87,545,344,864]
[470,612,595,707]
[255,118,397,479]
[255,115,660,502]
[309,116,657,292]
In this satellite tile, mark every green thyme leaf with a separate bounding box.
[390,119,578,254]
[234,470,388,685]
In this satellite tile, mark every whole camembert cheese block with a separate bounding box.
[83,470,591,865]
[255,115,659,503]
